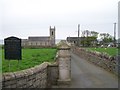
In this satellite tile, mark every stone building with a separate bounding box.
[66,37,97,46]
[66,37,84,46]
[22,26,55,47]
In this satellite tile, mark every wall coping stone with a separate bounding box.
[3,73,15,81]
[58,55,71,58]
[2,62,50,80]
[13,71,25,79]
[2,61,59,82]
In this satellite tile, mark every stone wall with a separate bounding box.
[72,46,119,75]
[2,44,72,88]
[2,62,59,88]
[48,64,59,86]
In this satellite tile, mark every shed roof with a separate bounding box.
[4,36,21,40]
[28,36,50,41]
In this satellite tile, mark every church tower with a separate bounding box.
[50,26,55,46]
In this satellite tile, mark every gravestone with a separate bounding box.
[4,36,22,60]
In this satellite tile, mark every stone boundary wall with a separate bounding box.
[72,47,119,75]
[2,54,59,88]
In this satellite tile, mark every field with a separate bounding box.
[86,47,118,57]
[2,48,57,73]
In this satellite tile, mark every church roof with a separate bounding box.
[28,36,50,41]
[66,37,85,41]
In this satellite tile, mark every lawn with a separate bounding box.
[86,47,118,57]
[2,48,57,73]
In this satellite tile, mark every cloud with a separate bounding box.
[1,0,119,39]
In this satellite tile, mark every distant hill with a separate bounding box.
[56,39,64,44]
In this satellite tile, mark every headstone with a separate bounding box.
[4,36,22,60]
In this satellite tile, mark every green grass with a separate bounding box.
[2,48,57,73]
[86,47,118,57]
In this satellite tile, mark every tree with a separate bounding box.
[99,33,114,44]
[82,30,91,37]
[81,30,98,47]
[90,31,99,37]
[80,36,97,47]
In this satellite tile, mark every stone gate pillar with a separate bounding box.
[57,42,71,85]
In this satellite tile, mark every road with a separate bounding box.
[52,52,118,88]
[70,52,118,88]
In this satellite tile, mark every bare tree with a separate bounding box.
[82,30,91,37]
[91,31,99,37]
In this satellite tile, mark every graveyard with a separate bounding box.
[2,48,57,73]
[1,36,57,73]
[2,38,119,88]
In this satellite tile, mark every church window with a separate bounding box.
[52,31,53,36]
[74,41,76,44]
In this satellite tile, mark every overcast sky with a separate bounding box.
[0,0,119,39]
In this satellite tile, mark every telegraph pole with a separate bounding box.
[114,23,116,47]
[78,24,80,46]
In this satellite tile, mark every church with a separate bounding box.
[22,26,56,47]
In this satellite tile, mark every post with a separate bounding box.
[78,24,80,47]
[57,42,71,85]
[9,60,10,72]
[114,23,116,47]
[17,60,20,70]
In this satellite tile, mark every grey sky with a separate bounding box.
[0,0,119,39]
